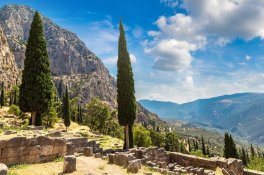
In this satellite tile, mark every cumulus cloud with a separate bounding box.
[160,0,179,8]
[146,0,264,72]
[245,55,252,61]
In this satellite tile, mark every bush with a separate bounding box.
[150,129,164,147]
[133,125,152,147]
[164,132,180,152]
[8,105,21,116]
[247,156,264,171]
[190,150,208,158]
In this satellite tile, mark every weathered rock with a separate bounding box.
[66,143,75,155]
[127,159,141,173]
[108,154,115,164]
[63,155,76,173]
[94,153,101,158]
[0,163,8,175]
[115,153,129,167]
[47,131,62,137]
[84,147,93,157]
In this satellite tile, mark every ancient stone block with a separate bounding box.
[63,155,76,173]
[127,159,141,173]
[108,154,115,164]
[0,163,8,175]
[6,137,26,148]
[94,153,101,158]
[84,147,93,157]
[66,143,75,155]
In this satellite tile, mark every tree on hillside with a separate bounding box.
[58,79,63,99]
[19,11,53,126]
[133,125,152,147]
[251,143,256,157]
[201,135,206,156]
[63,86,71,131]
[224,133,238,159]
[241,147,248,165]
[117,19,136,150]
[0,82,5,108]
[164,132,180,152]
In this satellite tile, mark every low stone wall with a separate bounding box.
[244,169,264,175]
[0,136,66,165]
[169,152,244,175]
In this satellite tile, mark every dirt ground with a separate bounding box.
[9,156,161,175]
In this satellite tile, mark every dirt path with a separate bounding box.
[10,156,160,175]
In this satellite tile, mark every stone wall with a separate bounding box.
[244,169,264,175]
[0,136,66,165]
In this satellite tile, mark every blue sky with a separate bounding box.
[1,0,264,103]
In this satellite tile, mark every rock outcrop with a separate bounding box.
[0,25,18,89]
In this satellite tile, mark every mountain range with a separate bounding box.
[139,92,264,145]
[0,4,165,127]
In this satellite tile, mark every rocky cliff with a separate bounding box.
[0,25,18,89]
[0,4,116,105]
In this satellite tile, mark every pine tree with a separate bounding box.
[19,11,53,126]
[117,19,136,150]
[201,135,206,156]
[250,143,255,157]
[0,82,5,108]
[63,86,71,131]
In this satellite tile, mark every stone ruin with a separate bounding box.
[0,134,263,175]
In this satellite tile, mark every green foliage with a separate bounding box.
[150,129,164,147]
[251,144,256,157]
[164,132,180,152]
[69,97,78,122]
[190,150,208,158]
[133,125,152,147]
[42,86,60,128]
[224,132,238,159]
[62,86,71,131]
[1,82,5,108]
[19,12,53,121]
[117,20,136,126]
[201,135,206,156]
[241,147,248,166]
[247,156,264,171]
[83,98,123,139]
[8,105,21,116]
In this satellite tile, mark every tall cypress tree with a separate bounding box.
[241,147,247,165]
[201,135,206,156]
[250,143,255,157]
[117,19,136,150]
[19,11,53,126]
[0,82,4,108]
[224,132,230,158]
[63,86,71,131]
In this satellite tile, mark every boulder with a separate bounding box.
[115,153,129,167]
[127,159,141,173]
[0,163,8,175]
[94,153,101,158]
[84,147,93,157]
[63,155,76,173]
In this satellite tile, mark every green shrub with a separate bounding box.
[190,150,208,158]
[247,156,264,171]
[133,125,152,147]
[8,105,21,116]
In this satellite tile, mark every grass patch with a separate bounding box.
[89,135,123,149]
[54,156,64,162]
[9,164,29,170]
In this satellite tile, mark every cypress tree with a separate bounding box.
[19,11,53,126]
[58,80,63,99]
[63,86,71,131]
[224,132,230,158]
[250,143,255,157]
[229,135,238,158]
[0,82,5,108]
[201,135,206,156]
[117,19,136,150]
[241,147,247,165]
[188,137,191,152]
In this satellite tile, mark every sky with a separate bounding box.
[1,0,264,103]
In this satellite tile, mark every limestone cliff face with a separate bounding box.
[0,25,18,89]
[0,4,116,105]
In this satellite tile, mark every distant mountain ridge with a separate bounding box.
[139,92,264,145]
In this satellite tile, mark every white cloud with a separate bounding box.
[160,0,179,8]
[103,54,137,66]
[145,39,194,71]
[146,0,264,72]
[245,55,252,61]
